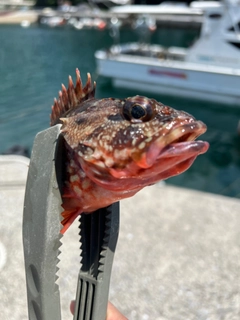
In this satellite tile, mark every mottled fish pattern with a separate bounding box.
[51,69,209,234]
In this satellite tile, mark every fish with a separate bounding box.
[50,69,209,234]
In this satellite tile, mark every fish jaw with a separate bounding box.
[131,120,208,168]
[73,119,209,192]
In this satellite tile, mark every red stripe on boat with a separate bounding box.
[148,69,187,79]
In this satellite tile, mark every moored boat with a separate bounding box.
[95,0,240,105]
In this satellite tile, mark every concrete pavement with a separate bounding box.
[1,155,240,320]
[0,10,38,24]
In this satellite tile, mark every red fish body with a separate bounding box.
[50,69,209,234]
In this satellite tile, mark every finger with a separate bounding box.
[107,302,128,320]
[70,300,75,315]
[70,300,128,320]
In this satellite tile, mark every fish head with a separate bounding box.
[60,95,209,192]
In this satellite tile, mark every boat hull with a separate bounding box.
[95,51,240,106]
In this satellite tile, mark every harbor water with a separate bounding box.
[1,24,240,198]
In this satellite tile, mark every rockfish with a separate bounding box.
[50,69,209,234]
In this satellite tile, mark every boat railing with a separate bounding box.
[166,46,187,61]
[108,43,187,62]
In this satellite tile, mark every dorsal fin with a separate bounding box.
[50,69,96,126]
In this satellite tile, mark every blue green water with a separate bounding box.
[1,24,240,197]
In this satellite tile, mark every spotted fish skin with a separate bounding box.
[51,69,209,234]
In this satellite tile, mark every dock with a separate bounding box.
[37,8,203,28]
[0,8,202,28]
[1,155,240,319]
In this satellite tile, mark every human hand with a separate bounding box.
[70,300,127,320]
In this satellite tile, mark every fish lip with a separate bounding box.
[169,120,207,142]
[157,120,208,159]
[157,140,209,159]
[140,120,208,168]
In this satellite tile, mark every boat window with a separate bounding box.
[228,41,240,49]
[228,22,240,31]
[208,13,222,19]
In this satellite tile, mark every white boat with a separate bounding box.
[95,0,240,105]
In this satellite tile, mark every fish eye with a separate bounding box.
[130,104,146,119]
[123,98,155,122]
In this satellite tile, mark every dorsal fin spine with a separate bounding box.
[68,76,78,107]
[50,69,95,126]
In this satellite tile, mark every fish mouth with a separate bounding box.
[138,120,209,169]
[158,121,208,158]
